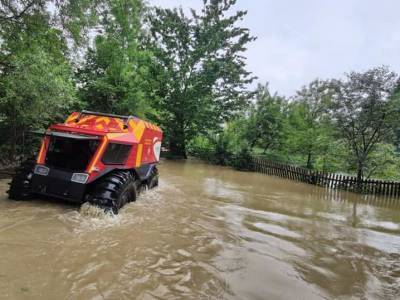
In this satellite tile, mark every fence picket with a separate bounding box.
[248,156,400,199]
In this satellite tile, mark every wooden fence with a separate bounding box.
[250,157,400,197]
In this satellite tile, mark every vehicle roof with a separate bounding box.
[50,112,162,135]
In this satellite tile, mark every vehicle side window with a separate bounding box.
[102,143,131,165]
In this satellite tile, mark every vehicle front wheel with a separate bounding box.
[88,170,139,214]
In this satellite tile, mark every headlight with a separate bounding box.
[71,173,89,184]
[34,165,49,176]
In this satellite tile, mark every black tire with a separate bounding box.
[88,170,140,214]
[8,160,35,201]
[146,166,159,189]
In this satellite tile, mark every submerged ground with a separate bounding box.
[0,159,399,299]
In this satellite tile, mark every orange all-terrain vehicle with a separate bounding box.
[7,111,163,213]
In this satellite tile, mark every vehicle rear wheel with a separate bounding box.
[88,170,139,214]
[146,166,159,189]
[8,160,35,201]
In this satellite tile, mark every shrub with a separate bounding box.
[231,146,253,171]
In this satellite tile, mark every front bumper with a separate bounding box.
[31,168,86,203]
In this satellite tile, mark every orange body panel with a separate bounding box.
[37,112,163,183]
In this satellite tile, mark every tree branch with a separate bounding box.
[0,0,38,22]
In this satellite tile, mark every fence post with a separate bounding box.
[248,156,400,199]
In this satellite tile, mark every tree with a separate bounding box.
[0,1,103,50]
[0,2,80,160]
[246,83,285,153]
[0,1,43,23]
[330,66,400,184]
[286,79,333,169]
[363,143,400,180]
[149,0,255,157]
[77,0,157,118]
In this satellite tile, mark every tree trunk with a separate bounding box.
[262,142,271,154]
[356,161,364,191]
[249,139,257,150]
[249,133,261,151]
[306,151,312,169]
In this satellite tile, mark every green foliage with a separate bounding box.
[78,0,158,119]
[222,117,249,152]
[53,0,105,46]
[363,143,400,180]
[246,84,286,152]
[313,140,348,173]
[187,132,234,166]
[231,145,253,171]
[0,48,79,158]
[192,72,400,181]
[0,1,104,49]
[187,135,216,162]
[0,45,79,124]
[149,0,255,157]
[187,133,252,171]
[213,133,233,166]
[330,66,400,181]
[284,79,334,169]
[0,3,79,160]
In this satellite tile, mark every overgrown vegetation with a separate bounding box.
[188,68,400,180]
[1,0,400,180]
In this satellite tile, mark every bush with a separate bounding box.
[187,135,216,162]
[187,133,235,166]
[231,146,253,171]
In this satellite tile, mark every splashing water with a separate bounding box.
[79,202,111,218]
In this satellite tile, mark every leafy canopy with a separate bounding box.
[149,0,256,156]
[330,66,400,180]
[78,0,157,118]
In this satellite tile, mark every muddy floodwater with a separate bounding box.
[1,160,400,299]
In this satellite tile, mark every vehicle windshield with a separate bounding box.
[45,136,99,172]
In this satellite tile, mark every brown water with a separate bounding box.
[1,160,400,300]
